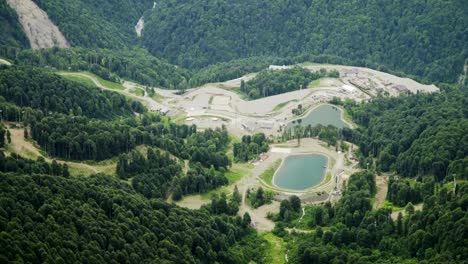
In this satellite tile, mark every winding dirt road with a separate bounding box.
[59,72,167,112]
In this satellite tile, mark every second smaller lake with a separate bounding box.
[274,154,328,190]
[289,104,350,129]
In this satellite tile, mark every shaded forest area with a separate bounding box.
[143,0,467,83]
[283,171,467,263]
[0,0,29,53]
[343,84,467,181]
[15,48,190,89]
[0,173,267,263]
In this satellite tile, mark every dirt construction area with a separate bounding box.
[138,63,439,138]
[59,63,438,140]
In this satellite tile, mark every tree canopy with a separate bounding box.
[142,0,467,83]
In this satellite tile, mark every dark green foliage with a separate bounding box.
[32,0,153,49]
[0,173,265,263]
[178,164,228,197]
[30,115,144,160]
[186,126,231,169]
[0,150,67,176]
[233,133,269,162]
[387,177,435,207]
[277,195,303,222]
[15,48,190,88]
[290,195,301,213]
[29,113,232,167]
[0,123,5,147]
[346,85,467,181]
[142,0,467,82]
[282,124,342,147]
[334,171,376,227]
[242,67,324,99]
[247,187,274,209]
[189,56,287,86]
[116,148,181,199]
[0,0,29,52]
[0,66,142,118]
[208,192,239,216]
[289,174,468,263]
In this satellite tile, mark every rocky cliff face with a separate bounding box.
[6,0,69,49]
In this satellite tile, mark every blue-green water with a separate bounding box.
[274,154,328,190]
[289,104,350,129]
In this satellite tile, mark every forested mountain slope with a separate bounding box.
[287,171,467,263]
[0,173,264,263]
[14,48,190,88]
[0,0,29,52]
[0,65,232,199]
[143,0,467,82]
[0,64,269,263]
[343,84,467,181]
[31,0,153,49]
[0,66,142,118]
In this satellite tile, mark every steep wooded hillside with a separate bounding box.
[142,0,467,82]
[0,0,29,52]
[32,0,153,49]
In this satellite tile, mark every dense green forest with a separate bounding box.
[189,56,287,87]
[233,133,269,162]
[0,66,233,200]
[32,0,152,49]
[0,149,69,177]
[342,84,467,181]
[0,64,271,263]
[279,171,467,263]
[0,173,268,263]
[0,66,142,118]
[0,0,29,53]
[117,145,229,200]
[142,0,467,83]
[242,67,336,99]
[29,113,231,166]
[15,48,190,88]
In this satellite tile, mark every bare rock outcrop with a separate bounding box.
[6,0,70,49]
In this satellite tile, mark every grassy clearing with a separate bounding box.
[131,87,145,96]
[260,159,282,185]
[228,87,250,100]
[341,107,357,128]
[151,92,165,102]
[225,163,254,184]
[0,58,12,65]
[58,71,125,90]
[86,72,125,90]
[7,126,116,177]
[62,74,96,87]
[226,134,241,161]
[261,233,286,264]
[170,112,188,125]
[298,62,335,67]
[382,200,405,211]
[308,78,322,88]
[273,99,298,111]
[200,163,253,200]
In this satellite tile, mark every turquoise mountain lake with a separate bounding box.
[274,154,328,190]
[289,104,350,129]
